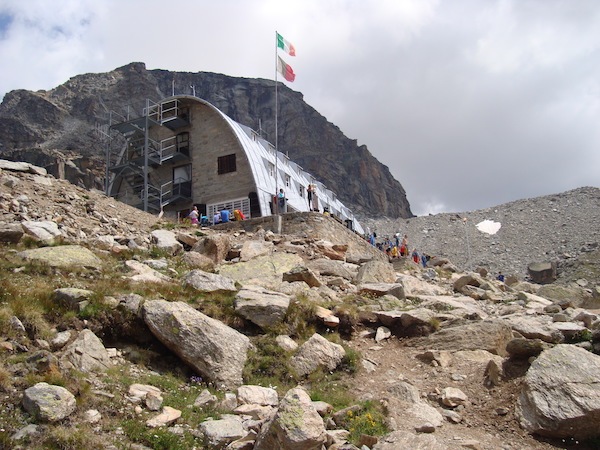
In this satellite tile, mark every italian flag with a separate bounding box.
[277,32,296,56]
[277,56,296,82]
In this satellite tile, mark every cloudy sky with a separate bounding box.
[0,0,598,216]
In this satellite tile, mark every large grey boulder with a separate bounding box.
[307,258,355,280]
[240,240,274,261]
[150,229,183,255]
[290,333,346,378]
[234,285,291,328]
[17,245,102,270]
[219,253,304,283]
[282,266,322,287]
[22,382,76,422]
[516,344,600,439]
[355,260,397,284]
[21,220,62,244]
[53,288,95,310]
[0,222,23,243]
[237,385,279,406]
[527,261,557,284]
[410,320,513,356]
[198,415,246,449]
[254,387,327,450]
[142,300,250,389]
[124,260,172,284]
[192,234,231,264]
[182,269,237,293]
[60,329,111,372]
[501,315,564,344]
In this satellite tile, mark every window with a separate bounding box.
[268,162,275,177]
[218,154,237,174]
[285,174,291,187]
[299,185,305,198]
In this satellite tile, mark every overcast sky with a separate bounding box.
[0,0,598,216]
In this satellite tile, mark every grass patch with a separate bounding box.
[345,400,389,444]
[243,335,297,393]
[121,419,201,450]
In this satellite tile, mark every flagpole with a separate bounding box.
[274,30,279,213]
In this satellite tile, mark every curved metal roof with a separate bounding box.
[168,95,364,234]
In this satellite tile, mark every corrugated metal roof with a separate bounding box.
[168,95,364,234]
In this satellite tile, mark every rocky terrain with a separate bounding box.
[0,62,412,218]
[362,186,600,280]
[1,159,600,450]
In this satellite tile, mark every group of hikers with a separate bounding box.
[366,230,429,267]
[186,206,246,226]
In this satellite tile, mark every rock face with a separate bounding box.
[142,300,251,389]
[516,344,600,439]
[0,62,412,218]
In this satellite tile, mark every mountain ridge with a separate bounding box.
[0,62,412,218]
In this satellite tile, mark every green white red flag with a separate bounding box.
[276,32,296,56]
[277,56,296,82]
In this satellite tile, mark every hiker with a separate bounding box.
[412,249,420,264]
[400,234,408,256]
[307,184,314,209]
[187,206,199,225]
[220,208,230,223]
[277,188,286,213]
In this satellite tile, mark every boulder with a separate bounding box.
[53,288,95,310]
[21,220,62,243]
[234,285,291,328]
[124,260,172,284]
[192,234,231,264]
[501,315,564,344]
[254,387,327,450]
[143,300,250,389]
[282,266,322,287]
[198,415,246,449]
[181,251,216,272]
[355,260,397,284]
[22,382,76,422]
[307,258,355,280]
[506,338,547,359]
[359,282,405,300]
[410,320,513,356]
[240,240,274,261]
[0,222,23,243]
[182,269,237,293]
[146,406,181,428]
[17,245,102,270]
[516,344,600,439]
[290,333,346,377]
[527,261,557,284]
[151,230,183,255]
[60,329,111,372]
[237,385,279,406]
[219,253,304,284]
[373,431,445,450]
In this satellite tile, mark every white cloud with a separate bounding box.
[0,0,599,216]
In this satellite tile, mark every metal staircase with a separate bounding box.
[106,98,191,212]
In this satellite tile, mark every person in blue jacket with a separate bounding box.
[220,209,230,223]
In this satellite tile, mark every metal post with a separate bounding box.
[143,99,149,212]
[463,217,472,271]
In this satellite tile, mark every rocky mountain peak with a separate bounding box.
[0,62,412,218]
